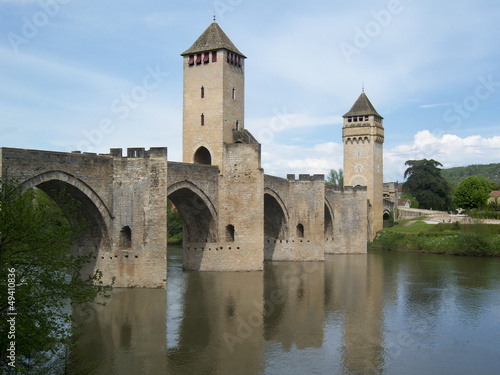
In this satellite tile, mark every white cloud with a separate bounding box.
[261,141,343,178]
[419,103,454,109]
[385,130,500,181]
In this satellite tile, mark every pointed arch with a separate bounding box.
[193,146,212,165]
[21,170,113,220]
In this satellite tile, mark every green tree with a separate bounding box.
[490,181,500,191]
[167,199,183,244]
[453,176,492,210]
[325,169,344,190]
[0,180,112,373]
[403,159,452,210]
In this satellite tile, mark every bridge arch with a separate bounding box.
[264,188,289,222]
[383,208,391,221]
[167,180,218,244]
[22,170,113,220]
[20,170,112,277]
[264,188,289,260]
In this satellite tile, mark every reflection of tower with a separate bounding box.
[168,271,264,374]
[342,92,384,240]
[181,22,246,169]
[74,289,168,373]
[263,262,325,350]
[324,254,385,374]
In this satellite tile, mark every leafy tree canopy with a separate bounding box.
[403,159,452,210]
[453,176,492,209]
[0,180,112,373]
[325,169,344,190]
[167,199,183,244]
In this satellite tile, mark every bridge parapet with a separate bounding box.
[109,147,168,159]
[286,174,325,182]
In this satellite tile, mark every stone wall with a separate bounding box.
[180,143,264,271]
[0,147,168,288]
[326,186,367,254]
[263,174,325,261]
[108,148,168,288]
[182,50,245,172]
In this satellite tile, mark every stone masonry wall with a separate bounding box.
[327,186,368,254]
[264,174,325,262]
[109,147,168,288]
[182,143,264,271]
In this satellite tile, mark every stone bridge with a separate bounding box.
[1,146,368,288]
[1,147,168,288]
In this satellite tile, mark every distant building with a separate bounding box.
[398,198,411,208]
[489,191,500,204]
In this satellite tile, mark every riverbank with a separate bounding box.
[370,217,500,256]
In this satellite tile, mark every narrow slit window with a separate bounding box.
[296,224,304,239]
[226,225,235,242]
[232,87,236,100]
[201,113,204,126]
[201,86,204,99]
[235,120,239,131]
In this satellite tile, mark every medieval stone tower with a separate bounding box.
[181,22,247,171]
[342,92,384,240]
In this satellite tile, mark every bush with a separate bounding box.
[471,210,500,220]
[374,232,408,250]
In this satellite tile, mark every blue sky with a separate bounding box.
[1,0,500,181]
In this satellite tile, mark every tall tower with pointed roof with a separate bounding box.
[181,22,247,169]
[342,92,384,240]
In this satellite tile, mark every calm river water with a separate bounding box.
[75,247,500,374]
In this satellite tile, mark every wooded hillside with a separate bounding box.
[442,163,500,184]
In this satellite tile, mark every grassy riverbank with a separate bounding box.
[370,217,500,256]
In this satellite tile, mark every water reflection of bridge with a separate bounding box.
[75,250,386,374]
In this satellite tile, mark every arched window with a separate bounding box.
[120,226,132,249]
[296,223,304,238]
[194,146,212,165]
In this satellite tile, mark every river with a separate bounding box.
[74,247,500,374]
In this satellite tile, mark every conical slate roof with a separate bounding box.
[343,92,383,118]
[181,22,246,57]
